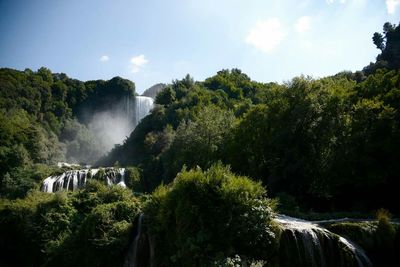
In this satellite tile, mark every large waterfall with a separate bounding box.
[275,215,372,267]
[41,168,126,193]
[87,95,154,155]
[41,96,154,193]
[134,96,154,127]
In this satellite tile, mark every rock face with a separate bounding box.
[41,167,126,192]
[141,83,166,99]
[275,215,372,267]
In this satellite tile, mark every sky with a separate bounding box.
[0,0,399,94]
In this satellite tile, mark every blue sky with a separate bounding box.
[0,0,398,94]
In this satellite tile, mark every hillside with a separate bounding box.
[141,83,167,99]
[0,22,399,267]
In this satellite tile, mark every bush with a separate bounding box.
[125,166,143,192]
[70,200,141,267]
[376,208,391,224]
[0,181,141,267]
[32,193,77,255]
[0,164,58,199]
[0,191,55,266]
[145,164,278,266]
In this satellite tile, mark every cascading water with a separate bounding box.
[124,214,153,267]
[134,96,154,126]
[42,95,153,193]
[124,214,143,267]
[41,167,126,193]
[275,215,372,267]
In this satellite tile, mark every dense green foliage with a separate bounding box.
[0,21,399,267]
[0,68,135,198]
[124,166,144,192]
[102,22,400,214]
[0,181,141,267]
[144,164,278,266]
[0,163,58,199]
[366,22,400,74]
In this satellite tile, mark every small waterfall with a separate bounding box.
[134,96,154,126]
[41,167,126,193]
[275,215,372,267]
[124,214,153,267]
[126,214,143,267]
[118,168,127,187]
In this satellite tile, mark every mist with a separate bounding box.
[88,109,133,152]
[61,95,154,165]
[82,95,133,155]
[82,95,154,163]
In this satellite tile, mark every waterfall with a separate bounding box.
[118,168,127,187]
[124,95,154,128]
[134,96,154,126]
[127,95,131,120]
[124,214,143,267]
[275,215,372,267]
[124,214,153,267]
[41,167,126,193]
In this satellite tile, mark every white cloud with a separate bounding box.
[386,0,400,14]
[326,0,347,4]
[295,16,311,33]
[99,55,109,62]
[245,18,286,53]
[130,55,148,73]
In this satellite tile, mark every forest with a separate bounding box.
[0,22,399,267]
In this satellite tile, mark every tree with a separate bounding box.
[155,86,176,105]
[370,22,400,71]
[373,32,385,51]
[162,106,235,181]
[144,164,277,266]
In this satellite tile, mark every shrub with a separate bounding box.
[375,209,396,258]
[93,168,105,181]
[0,181,142,267]
[0,191,57,266]
[71,200,141,267]
[376,208,391,224]
[0,164,58,199]
[145,164,278,266]
[125,166,143,192]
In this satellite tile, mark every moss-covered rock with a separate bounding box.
[327,221,399,267]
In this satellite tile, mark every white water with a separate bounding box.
[57,162,81,168]
[275,214,372,267]
[117,168,127,187]
[41,167,126,193]
[42,96,153,193]
[128,213,143,267]
[135,96,154,126]
[123,213,154,267]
